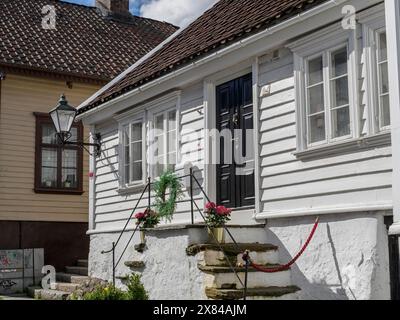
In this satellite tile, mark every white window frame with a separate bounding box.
[290,24,358,152]
[360,9,390,134]
[115,91,181,192]
[118,112,147,189]
[149,106,179,179]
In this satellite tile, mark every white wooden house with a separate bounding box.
[76,0,400,300]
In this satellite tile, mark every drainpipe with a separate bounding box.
[0,71,4,123]
[386,0,400,236]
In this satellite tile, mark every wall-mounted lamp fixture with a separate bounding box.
[49,94,102,157]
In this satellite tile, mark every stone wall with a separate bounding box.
[264,211,391,300]
[89,227,208,300]
[88,211,391,300]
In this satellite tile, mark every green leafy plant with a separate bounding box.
[126,274,149,300]
[135,209,160,228]
[153,171,183,221]
[81,284,129,300]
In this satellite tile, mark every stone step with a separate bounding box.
[187,243,279,266]
[205,286,300,300]
[200,265,292,289]
[56,273,90,285]
[27,287,69,300]
[65,266,88,276]
[224,225,267,244]
[77,259,88,267]
[51,282,80,293]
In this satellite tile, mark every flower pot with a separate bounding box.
[208,227,225,244]
[139,230,146,244]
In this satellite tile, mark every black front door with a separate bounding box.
[216,74,255,209]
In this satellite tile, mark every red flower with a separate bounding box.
[216,206,226,216]
[135,212,145,220]
[205,202,216,210]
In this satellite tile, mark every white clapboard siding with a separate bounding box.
[257,47,392,215]
[92,83,205,231]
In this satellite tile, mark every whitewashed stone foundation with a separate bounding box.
[89,211,391,300]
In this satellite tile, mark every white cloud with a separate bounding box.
[139,0,218,27]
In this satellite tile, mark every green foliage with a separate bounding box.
[135,209,160,228]
[125,274,149,300]
[81,284,129,301]
[153,171,183,221]
[75,274,149,301]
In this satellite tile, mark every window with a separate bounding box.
[122,120,145,186]
[34,113,83,194]
[305,45,351,146]
[153,109,177,177]
[376,31,390,129]
[116,91,181,191]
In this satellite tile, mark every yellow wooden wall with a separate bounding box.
[0,74,100,222]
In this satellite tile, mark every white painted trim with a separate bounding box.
[203,64,254,207]
[88,125,96,231]
[257,202,393,220]
[291,24,358,151]
[385,0,400,235]
[252,57,261,215]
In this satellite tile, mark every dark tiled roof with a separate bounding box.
[0,0,177,82]
[80,0,328,112]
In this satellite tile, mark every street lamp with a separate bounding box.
[50,94,102,157]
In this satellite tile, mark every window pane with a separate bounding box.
[41,167,57,188]
[156,114,164,131]
[62,149,77,168]
[380,62,389,94]
[124,145,130,164]
[42,124,57,144]
[155,136,164,156]
[309,114,326,143]
[332,47,348,77]
[132,142,142,162]
[381,94,391,127]
[131,123,142,142]
[125,165,130,184]
[308,84,324,114]
[168,153,176,172]
[62,168,77,189]
[168,111,176,130]
[308,57,323,85]
[379,32,387,62]
[132,162,143,182]
[332,107,350,138]
[70,127,78,142]
[42,148,57,167]
[168,130,176,153]
[332,76,349,107]
[155,156,164,177]
[123,126,130,146]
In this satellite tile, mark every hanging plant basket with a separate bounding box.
[153,171,183,221]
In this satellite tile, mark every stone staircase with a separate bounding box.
[187,233,300,300]
[27,259,89,300]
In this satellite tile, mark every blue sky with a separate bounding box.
[62,0,217,27]
[63,0,141,16]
